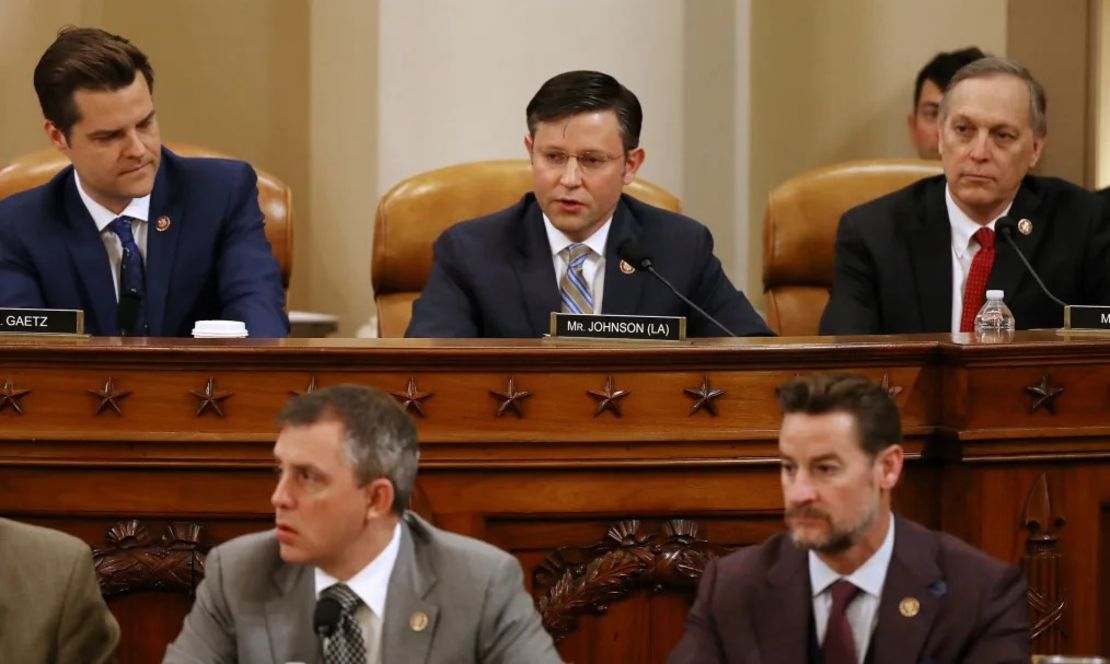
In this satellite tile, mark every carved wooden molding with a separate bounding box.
[391,377,433,417]
[189,377,232,417]
[89,376,131,416]
[0,376,31,415]
[1024,373,1063,415]
[586,375,630,417]
[289,375,320,396]
[683,376,724,416]
[532,519,725,641]
[490,376,532,418]
[93,520,206,597]
[1021,472,1066,651]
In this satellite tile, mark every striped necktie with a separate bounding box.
[559,243,594,314]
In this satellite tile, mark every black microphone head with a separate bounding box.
[616,239,652,270]
[313,597,342,638]
[995,216,1018,237]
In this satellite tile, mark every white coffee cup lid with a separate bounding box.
[192,320,249,338]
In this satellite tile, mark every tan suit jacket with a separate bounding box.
[0,518,119,663]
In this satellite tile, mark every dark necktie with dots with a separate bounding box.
[108,216,148,335]
[320,583,367,664]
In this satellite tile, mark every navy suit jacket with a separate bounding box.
[668,516,1030,664]
[0,148,288,337]
[406,193,772,338]
[820,174,1110,334]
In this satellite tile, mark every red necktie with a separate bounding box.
[959,227,996,332]
[823,579,861,664]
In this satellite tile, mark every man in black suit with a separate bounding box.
[669,375,1029,664]
[821,57,1110,335]
[406,70,771,338]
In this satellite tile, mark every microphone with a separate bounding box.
[616,239,737,337]
[117,291,142,336]
[994,217,1068,309]
[313,596,342,639]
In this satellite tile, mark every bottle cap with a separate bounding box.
[985,289,1004,300]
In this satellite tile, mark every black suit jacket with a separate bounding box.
[406,193,772,338]
[820,175,1110,334]
[668,516,1030,664]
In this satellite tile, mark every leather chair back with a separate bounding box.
[762,159,942,336]
[0,143,293,289]
[372,159,681,338]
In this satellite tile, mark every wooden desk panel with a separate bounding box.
[0,332,1106,660]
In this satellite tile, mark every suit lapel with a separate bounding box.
[870,517,943,664]
[988,178,1046,305]
[600,198,646,315]
[907,179,953,332]
[62,175,118,335]
[266,560,320,664]
[382,518,438,664]
[511,197,560,335]
[144,150,184,336]
[752,537,811,663]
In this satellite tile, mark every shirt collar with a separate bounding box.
[808,513,895,599]
[314,522,402,618]
[74,171,151,233]
[542,213,612,260]
[946,184,1011,259]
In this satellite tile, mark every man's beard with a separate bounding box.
[785,501,878,555]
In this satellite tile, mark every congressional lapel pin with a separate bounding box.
[1017,218,1033,236]
[619,259,636,275]
[155,215,172,232]
[409,611,429,632]
[899,596,920,618]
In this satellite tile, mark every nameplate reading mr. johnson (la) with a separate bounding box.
[0,308,85,335]
[550,312,686,341]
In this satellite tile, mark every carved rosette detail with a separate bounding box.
[490,376,532,418]
[683,376,725,416]
[532,519,725,641]
[1024,373,1064,415]
[0,376,31,415]
[586,376,630,418]
[94,520,206,596]
[1021,473,1066,651]
[189,377,232,417]
[391,377,432,417]
[89,376,132,416]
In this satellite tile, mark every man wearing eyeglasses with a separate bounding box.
[405,70,771,338]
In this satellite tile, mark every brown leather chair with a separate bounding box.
[0,143,293,290]
[761,159,943,336]
[371,159,681,338]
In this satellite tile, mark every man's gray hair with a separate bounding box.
[939,56,1047,137]
[276,384,419,514]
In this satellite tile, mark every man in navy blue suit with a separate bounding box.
[0,27,288,338]
[406,70,771,338]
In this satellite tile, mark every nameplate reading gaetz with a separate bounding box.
[550,312,686,341]
[1064,305,1110,330]
[0,308,85,335]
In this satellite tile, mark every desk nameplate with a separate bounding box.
[0,307,85,335]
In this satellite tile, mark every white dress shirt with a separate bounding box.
[809,513,895,664]
[946,185,1010,333]
[74,172,151,302]
[542,214,612,314]
[314,523,402,664]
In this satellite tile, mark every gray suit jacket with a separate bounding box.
[0,518,119,663]
[164,512,562,664]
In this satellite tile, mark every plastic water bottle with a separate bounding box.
[973,290,1016,334]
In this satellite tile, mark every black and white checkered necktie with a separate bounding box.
[321,583,366,664]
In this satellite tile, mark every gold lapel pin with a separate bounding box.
[619,259,636,275]
[1017,218,1033,236]
[155,215,172,232]
[899,596,920,618]
[409,611,429,632]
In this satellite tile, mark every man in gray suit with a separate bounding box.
[165,385,561,664]
[0,518,119,663]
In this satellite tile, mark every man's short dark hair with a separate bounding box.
[776,374,901,457]
[526,70,643,152]
[913,46,986,110]
[33,26,155,138]
[276,385,419,515]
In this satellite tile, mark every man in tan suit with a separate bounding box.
[0,517,119,663]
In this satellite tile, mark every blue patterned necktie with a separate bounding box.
[108,216,148,335]
[559,243,594,314]
[321,583,367,664]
